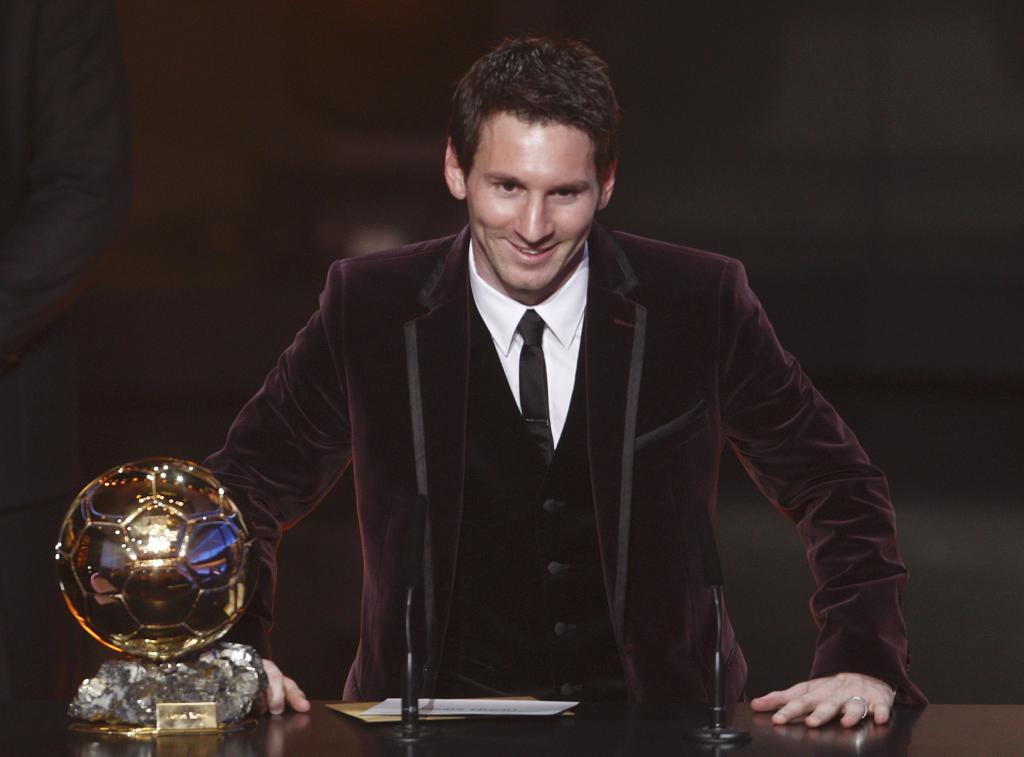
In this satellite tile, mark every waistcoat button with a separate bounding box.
[543,498,567,513]
[554,622,577,637]
[547,560,570,576]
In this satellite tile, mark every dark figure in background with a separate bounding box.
[0,0,130,699]
[208,38,926,726]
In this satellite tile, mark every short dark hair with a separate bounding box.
[448,37,621,179]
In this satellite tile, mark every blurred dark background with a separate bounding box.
[68,0,1021,704]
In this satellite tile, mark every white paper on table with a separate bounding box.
[361,698,578,717]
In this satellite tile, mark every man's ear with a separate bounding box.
[443,140,467,200]
[597,159,617,210]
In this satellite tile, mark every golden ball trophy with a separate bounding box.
[54,458,265,736]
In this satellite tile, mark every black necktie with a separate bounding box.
[517,309,554,465]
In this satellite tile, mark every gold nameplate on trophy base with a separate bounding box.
[156,702,219,731]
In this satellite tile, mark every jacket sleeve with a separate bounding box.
[204,265,353,657]
[0,0,131,368]
[716,259,925,705]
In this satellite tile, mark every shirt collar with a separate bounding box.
[468,240,589,356]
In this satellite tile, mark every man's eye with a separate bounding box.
[497,182,518,193]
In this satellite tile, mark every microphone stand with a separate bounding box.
[393,498,431,743]
[687,500,750,745]
[400,582,420,739]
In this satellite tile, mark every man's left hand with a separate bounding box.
[750,672,895,728]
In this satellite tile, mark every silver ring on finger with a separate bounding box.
[848,695,869,721]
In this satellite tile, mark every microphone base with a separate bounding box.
[389,724,440,742]
[687,725,751,744]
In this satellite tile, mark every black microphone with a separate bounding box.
[687,499,750,745]
[399,497,427,739]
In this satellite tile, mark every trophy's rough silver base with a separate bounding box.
[68,718,256,738]
[68,642,267,727]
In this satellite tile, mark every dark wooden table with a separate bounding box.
[1,702,1021,756]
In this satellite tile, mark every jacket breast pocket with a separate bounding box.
[635,399,709,454]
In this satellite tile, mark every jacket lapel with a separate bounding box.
[585,226,645,653]
[403,228,471,691]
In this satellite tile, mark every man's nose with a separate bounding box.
[517,195,554,247]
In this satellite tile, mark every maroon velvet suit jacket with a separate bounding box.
[206,224,925,705]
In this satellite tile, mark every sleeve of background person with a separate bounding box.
[204,263,355,658]
[715,259,926,706]
[0,0,131,368]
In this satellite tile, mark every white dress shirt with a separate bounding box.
[468,240,588,447]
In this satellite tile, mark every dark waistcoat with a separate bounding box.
[437,304,625,701]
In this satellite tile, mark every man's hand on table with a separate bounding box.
[260,659,310,715]
[750,672,896,728]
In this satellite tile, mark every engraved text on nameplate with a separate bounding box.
[156,702,219,731]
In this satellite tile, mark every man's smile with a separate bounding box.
[508,238,561,259]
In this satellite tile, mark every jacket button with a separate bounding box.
[542,498,566,513]
[560,682,582,697]
[554,622,577,637]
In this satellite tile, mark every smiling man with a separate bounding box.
[207,37,925,727]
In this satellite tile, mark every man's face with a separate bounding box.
[444,112,616,305]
